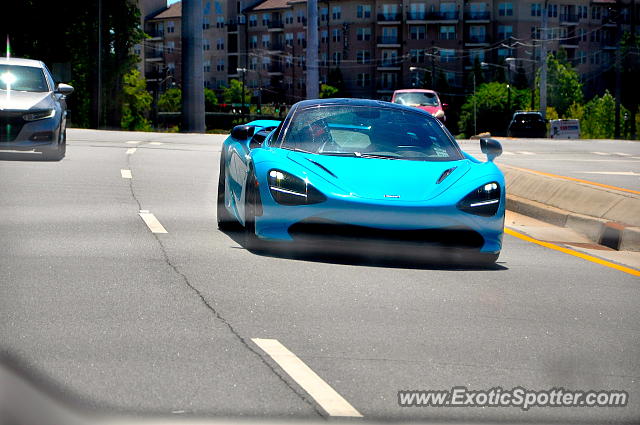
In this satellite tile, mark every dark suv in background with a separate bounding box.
[507,111,547,138]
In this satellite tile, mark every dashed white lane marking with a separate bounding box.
[516,151,536,155]
[126,148,137,155]
[592,151,609,156]
[614,152,631,156]
[581,171,640,176]
[149,142,163,145]
[126,141,141,145]
[252,338,362,418]
[138,210,168,234]
[120,169,132,179]
[633,157,640,160]
[502,151,516,156]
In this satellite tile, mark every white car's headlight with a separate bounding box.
[23,109,55,121]
[434,110,445,119]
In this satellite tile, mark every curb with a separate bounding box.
[502,166,640,251]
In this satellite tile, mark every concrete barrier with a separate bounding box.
[501,165,640,251]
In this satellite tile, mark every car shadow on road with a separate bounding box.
[222,228,508,271]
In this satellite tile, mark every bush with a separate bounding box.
[121,69,152,131]
[579,91,630,139]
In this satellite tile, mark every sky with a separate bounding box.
[167,0,180,5]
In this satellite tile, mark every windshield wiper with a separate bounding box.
[319,151,362,157]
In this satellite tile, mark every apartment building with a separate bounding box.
[141,0,639,102]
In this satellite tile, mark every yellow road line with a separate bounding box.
[505,228,640,277]
[252,338,363,417]
[505,166,640,195]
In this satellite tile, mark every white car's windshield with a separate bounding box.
[0,65,48,92]
[280,105,462,161]
[393,92,440,107]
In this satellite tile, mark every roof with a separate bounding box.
[248,0,293,12]
[148,2,181,20]
[393,89,437,94]
[0,57,44,67]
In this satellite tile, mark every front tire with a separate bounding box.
[42,129,66,161]
[217,153,238,230]
[244,171,265,251]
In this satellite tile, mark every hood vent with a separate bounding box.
[436,167,457,184]
[306,158,337,178]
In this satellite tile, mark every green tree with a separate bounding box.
[222,79,251,104]
[458,82,531,137]
[158,87,181,112]
[535,53,583,118]
[580,91,630,139]
[319,84,339,98]
[204,88,218,110]
[121,69,152,131]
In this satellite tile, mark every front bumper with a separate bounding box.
[254,191,504,253]
[0,111,61,151]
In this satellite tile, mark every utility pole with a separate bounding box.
[614,0,622,139]
[539,0,549,119]
[97,0,102,129]
[181,0,205,133]
[306,0,319,99]
[473,72,477,136]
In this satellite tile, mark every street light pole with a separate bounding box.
[237,67,247,121]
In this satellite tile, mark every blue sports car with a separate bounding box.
[218,98,505,264]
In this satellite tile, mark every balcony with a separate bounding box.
[423,11,459,22]
[146,30,164,41]
[377,36,400,46]
[406,11,426,21]
[377,13,402,23]
[145,51,164,62]
[268,20,284,31]
[466,35,489,45]
[559,13,579,25]
[464,11,490,22]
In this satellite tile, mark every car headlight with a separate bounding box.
[268,169,326,205]
[457,182,501,217]
[434,110,445,119]
[23,109,55,121]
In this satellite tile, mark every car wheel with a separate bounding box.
[244,171,265,251]
[42,129,66,161]
[217,153,238,230]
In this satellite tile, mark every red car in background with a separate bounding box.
[391,89,447,123]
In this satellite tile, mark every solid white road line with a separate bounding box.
[120,169,132,179]
[126,141,141,145]
[252,338,362,418]
[149,141,163,145]
[501,151,516,156]
[517,151,536,155]
[581,171,640,176]
[138,210,168,234]
[592,151,609,156]
[614,152,631,156]
[126,148,137,155]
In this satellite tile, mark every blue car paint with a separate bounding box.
[220,114,505,254]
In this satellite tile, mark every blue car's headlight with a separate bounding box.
[268,169,326,206]
[457,182,501,217]
[23,109,55,121]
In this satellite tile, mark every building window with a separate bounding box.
[249,15,257,27]
[578,5,588,19]
[203,60,211,73]
[262,57,270,70]
[469,49,485,64]
[579,28,587,42]
[249,57,258,70]
[531,3,542,17]
[249,35,257,48]
[547,4,557,17]
[577,51,587,65]
[531,26,541,39]
[357,50,371,64]
[439,25,456,40]
[262,34,270,48]
[590,51,601,64]
[262,13,270,26]
[216,38,224,50]
[498,3,513,17]
[203,17,210,29]
[469,25,486,42]
[357,73,371,87]
[321,30,328,43]
[410,25,426,40]
[167,21,175,33]
[284,11,293,24]
[382,49,397,66]
[410,49,425,63]
[203,39,211,51]
[320,7,328,21]
[297,10,306,23]
[357,5,371,18]
[216,59,225,71]
[167,62,175,73]
[332,29,341,42]
[297,32,306,46]
[382,4,399,20]
[498,25,513,40]
[380,72,397,89]
[166,41,175,53]
[332,6,342,20]
[409,3,426,20]
[285,32,294,46]
[332,51,342,65]
[592,6,601,20]
[357,27,371,41]
[439,49,455,63]
[215,16,224,28]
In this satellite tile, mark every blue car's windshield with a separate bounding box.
[280,105,462,161]
[0,65,49,92]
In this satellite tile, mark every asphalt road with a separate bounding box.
[460,137,640,191]
[1,130,639,424]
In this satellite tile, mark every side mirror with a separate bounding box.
[55,83,74,96]
[480,138,502,162]
[231,125,254,140]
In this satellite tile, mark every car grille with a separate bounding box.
[288,219,485,249]
[0,112,25,142]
